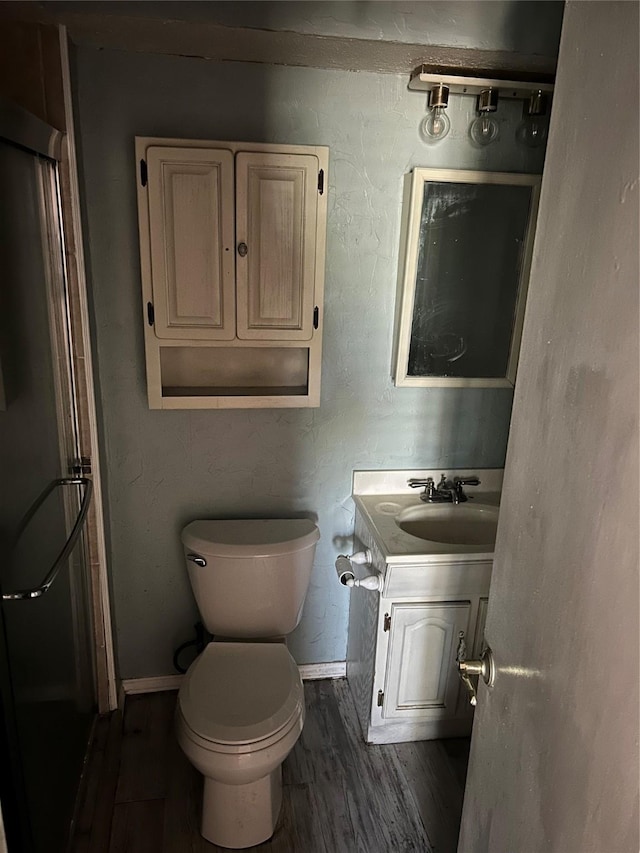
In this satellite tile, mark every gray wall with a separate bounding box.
[74,25,551,678]
[59,0,564,53]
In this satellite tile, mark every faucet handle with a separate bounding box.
[408,477,435,501]
[453,476,481,503]
[454,476,481,486]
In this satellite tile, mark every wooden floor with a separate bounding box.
[70,679,469,853]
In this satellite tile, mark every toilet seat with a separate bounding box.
[177,705,303,757]
[178,642,303,750]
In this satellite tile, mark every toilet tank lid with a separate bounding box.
[181,518,319,558]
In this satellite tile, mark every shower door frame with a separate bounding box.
[57,28,117,714]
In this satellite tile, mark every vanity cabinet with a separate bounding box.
[347,509,491,744]
[135,138,328,409]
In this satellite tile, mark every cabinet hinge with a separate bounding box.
[147,301,155,326]
[140,158,148,187]
[377,689,384,707]
[313,306,319,330]
[70,456,92,475]
[383,613,391,632]
[318,169,324,195]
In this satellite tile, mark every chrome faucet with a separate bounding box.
[408,474,481,504]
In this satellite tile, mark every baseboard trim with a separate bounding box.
[298,661,346,680]
[120,661,346,698]
[121,675,185,695]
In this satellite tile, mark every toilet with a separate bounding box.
[176,518,319,849]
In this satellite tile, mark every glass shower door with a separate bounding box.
[0,122,95,851]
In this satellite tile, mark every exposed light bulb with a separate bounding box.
[516,115,548,148]
[470,87,500,147]
[516,91,549,148]
[420,106,451,142]
[470,114,499,146]
[420,84,451,144]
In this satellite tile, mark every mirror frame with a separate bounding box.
[392,168,541,388]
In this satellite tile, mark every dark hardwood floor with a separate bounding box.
[70,679,469,853]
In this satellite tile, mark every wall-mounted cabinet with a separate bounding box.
[135,137,328,409]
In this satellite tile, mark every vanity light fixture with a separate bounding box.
[420,83,451,143]
[409,65,554,147]
[516,90,549,148]
[469,88,500,146]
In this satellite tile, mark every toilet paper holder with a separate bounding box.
[335,551,383,592]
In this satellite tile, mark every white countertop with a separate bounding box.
[352,469,502,564]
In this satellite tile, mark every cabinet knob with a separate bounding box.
[237,242,248,257]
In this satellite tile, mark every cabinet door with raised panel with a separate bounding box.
[383,601,470,720]
[147,146,236,340]
[235,152,319,341]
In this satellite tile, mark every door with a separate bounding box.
[384,602,470,720]
[146,145,236,340]
[0,111,96,851]
[236,151,318,340]
[459,4,639,851]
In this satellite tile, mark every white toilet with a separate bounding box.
[176,518,319,849]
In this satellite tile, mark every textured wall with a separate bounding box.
[168,0,563,51]
[74,43,547,678]
[57,0,564,54]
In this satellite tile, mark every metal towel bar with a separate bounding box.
[2,477,93,601]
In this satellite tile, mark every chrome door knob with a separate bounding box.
[456,632,495,706]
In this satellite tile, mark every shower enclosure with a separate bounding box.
[0,99,96,851]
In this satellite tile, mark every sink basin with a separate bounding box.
[395,503,499,546]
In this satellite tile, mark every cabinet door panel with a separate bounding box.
[384,602,470,720]
[147,146,235,340]
[236,152,318,340]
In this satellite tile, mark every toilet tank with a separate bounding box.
[181,519,319,637]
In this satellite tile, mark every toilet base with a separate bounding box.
[201,766,283,849]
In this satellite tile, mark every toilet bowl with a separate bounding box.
[177,642,305,848]
[176,518,318,849]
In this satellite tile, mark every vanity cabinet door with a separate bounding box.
[235,152,319,341]
[146,146,236,340]
[383,601,470,721]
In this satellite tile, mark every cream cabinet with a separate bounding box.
[146,146,236,342]
[383,601,472,722]
[135,138,328,409]
[346,509,491,744]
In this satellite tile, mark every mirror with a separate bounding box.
[393,168,540,388]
